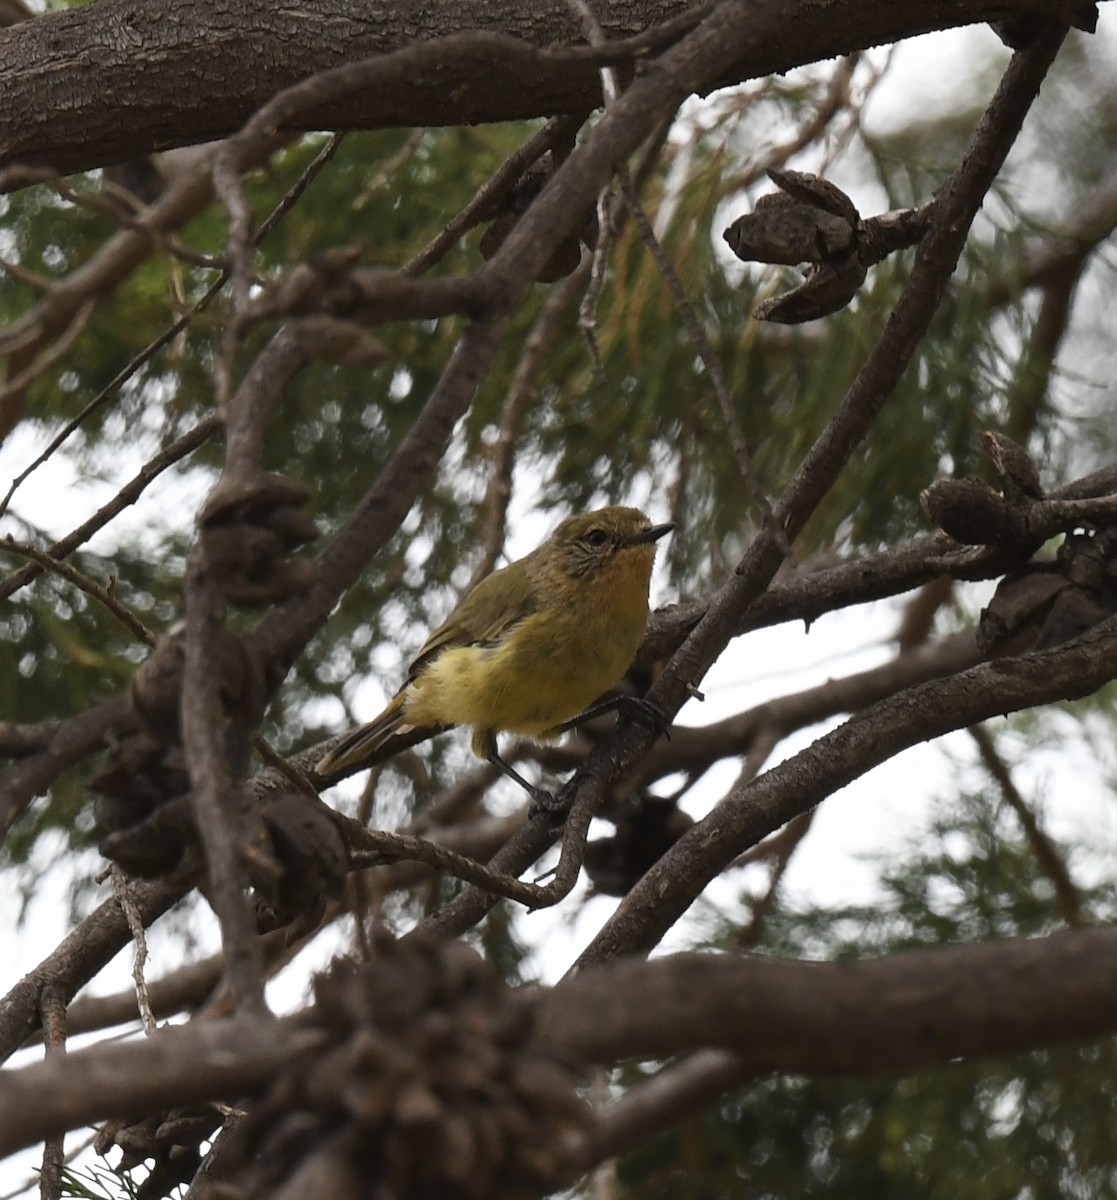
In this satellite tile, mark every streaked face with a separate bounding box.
[553,507,674,579]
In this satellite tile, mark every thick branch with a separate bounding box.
[5,927,1117,1157]
[0,0,1089,176]
[180,556,268,1012]
[0,1014,325,1157]
[539,928,1117,1070]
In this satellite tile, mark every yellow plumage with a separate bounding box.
[316,506,672,797]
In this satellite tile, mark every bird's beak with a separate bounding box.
[631,522,675,545]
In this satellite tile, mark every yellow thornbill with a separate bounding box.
[316,506,673,802]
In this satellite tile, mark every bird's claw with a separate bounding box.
[528,785,564,814]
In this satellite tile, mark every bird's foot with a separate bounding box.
[557,693,672,741]
[528,784,564,814]
[528,776,579,818]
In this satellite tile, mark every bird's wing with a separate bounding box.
[404,557,541,683]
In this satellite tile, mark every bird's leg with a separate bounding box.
[487,751,557,809]
[473,729,557,808]
[557,693,672,741]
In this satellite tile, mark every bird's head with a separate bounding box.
[547,506,674,582]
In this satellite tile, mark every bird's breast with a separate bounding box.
[404,557,651,739]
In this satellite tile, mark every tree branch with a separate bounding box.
[0,538,156,647]
[180,558,268,1013]
[576,614,1117,966]
[539,926,1117,1070]
[0,416,220,601]
[0,1014,326,1158]
[573,1049,750,1173]
[5,926,1117,1158]
[0,878,183,1061]
[0,696,131,847]
[0,0,1091,175]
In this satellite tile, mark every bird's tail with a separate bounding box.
[315,692,409,776]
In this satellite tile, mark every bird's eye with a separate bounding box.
[585,528,608,547]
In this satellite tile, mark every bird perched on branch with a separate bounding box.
[316,506,673,803]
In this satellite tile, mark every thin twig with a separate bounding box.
[404,117,582,277]
[987,163,1117,307]
[0,1134,97,1200]
[738,809,815,947]
[0,415,220,601]
[563,0,622,381]
[37,985,66,1200]
[412,779,597,941]
[110,866,160,1033]
[969,724,1085,927]
[573,116,672,381]
[0,131,335,519]
[344,819,561,908]
[570,1049,748,1178]
[255,132,348,244]
[53,177,226,271]
[0,299,95,405]
[0,283,225,520]
[0,696,132,850]
[723,55,861,195]
[577,180,615,382]
[0,537,157,646]
[617,169,790,554]
[353,129,426,212]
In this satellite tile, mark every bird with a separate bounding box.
[315,505,674,802]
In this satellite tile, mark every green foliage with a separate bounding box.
[4,21,1117,1200]
[57,1162,139,1200]
[6,46,1113,872]
[620,1046,1117,1200]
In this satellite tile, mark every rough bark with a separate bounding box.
[0,0,1073,175]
